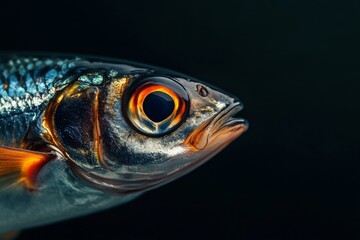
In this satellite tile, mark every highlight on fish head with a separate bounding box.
[51,63,248,194]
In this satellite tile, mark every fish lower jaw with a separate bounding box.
[184,103,248,150]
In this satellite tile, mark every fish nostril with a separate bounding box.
[196,84,209,97]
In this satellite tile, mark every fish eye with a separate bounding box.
[124,76,189,137]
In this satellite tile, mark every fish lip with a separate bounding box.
[185,101,248,150]
[212,103,248,136]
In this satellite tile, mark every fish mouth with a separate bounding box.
[185,102,248,150]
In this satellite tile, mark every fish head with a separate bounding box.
[51,62,248,194]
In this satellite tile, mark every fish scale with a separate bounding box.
[0,56,110,146]
[0,57,74,117]
[0,56,80,147]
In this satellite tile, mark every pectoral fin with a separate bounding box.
[0,146,55,191]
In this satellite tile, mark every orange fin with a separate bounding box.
[0,146,54,191]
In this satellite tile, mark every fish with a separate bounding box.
[0,53,248,235]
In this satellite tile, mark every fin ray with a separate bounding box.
[0,146,54,190]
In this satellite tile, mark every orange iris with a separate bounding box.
[126,80,188,136]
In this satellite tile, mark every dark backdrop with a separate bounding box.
[1,0,360,239]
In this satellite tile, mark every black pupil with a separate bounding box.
[143,91,175,122]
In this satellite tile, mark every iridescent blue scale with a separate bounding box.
[25,73,37,95]
[0,57,75,116]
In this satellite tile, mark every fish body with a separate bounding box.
[0,54,248,233]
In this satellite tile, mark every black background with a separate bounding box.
[2,0,360,239]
